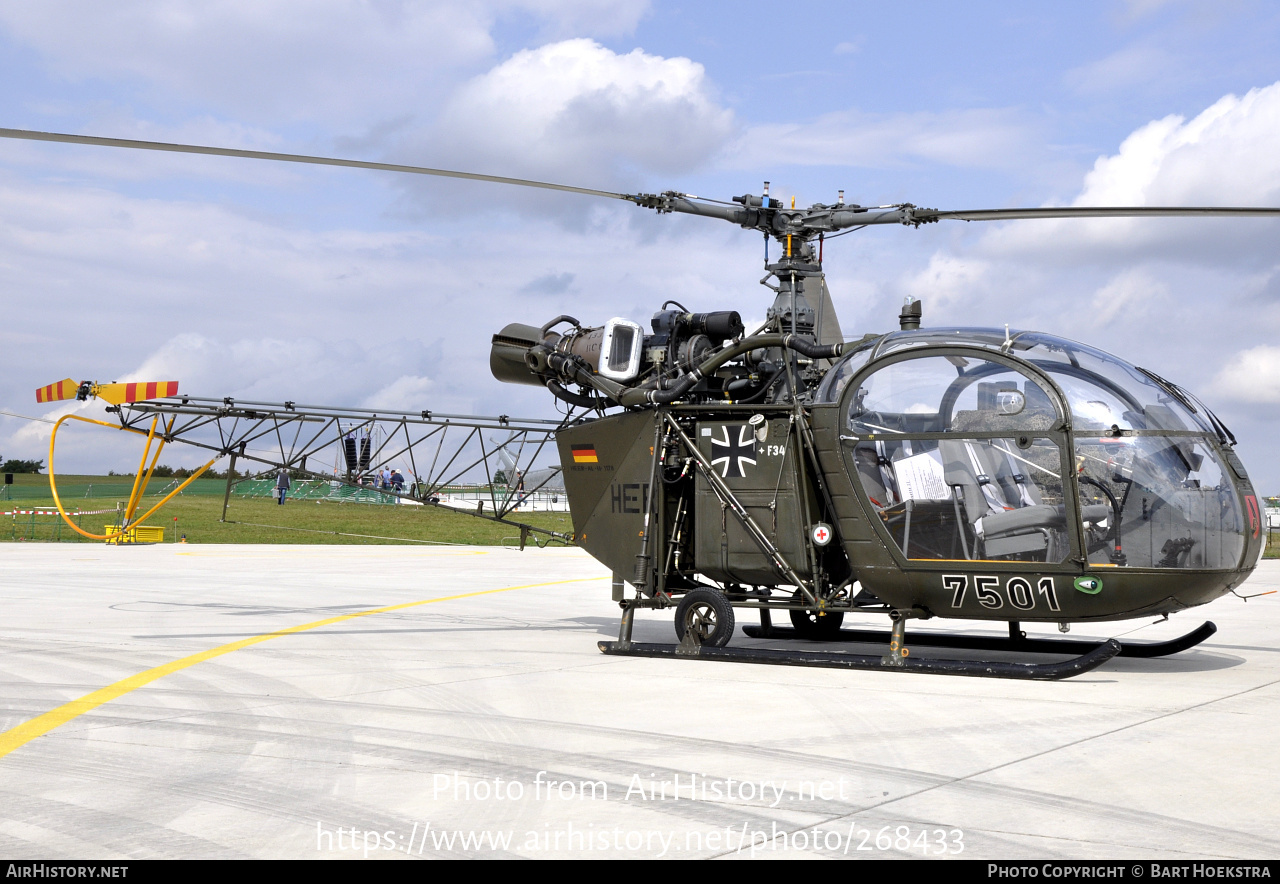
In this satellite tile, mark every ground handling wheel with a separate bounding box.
[789,607,845,640]
[674,588,736,648]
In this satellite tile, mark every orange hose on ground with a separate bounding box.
[48,413,219,541]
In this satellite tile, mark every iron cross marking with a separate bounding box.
[710,425,757,478]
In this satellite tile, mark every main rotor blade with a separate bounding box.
[0,127,630,202]
[920,206,1280,222]
[9,127,1279,226]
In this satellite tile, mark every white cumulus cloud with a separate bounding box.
[362,375,436,410]
[429,39,734,187]
[983,81,1280,265]
[725,108,1035,171]
[1087,268,1169,327]
[1210,345,1280,405]
[900,253,992,314]
[1077,85,1280,208]
[0,1,650,126]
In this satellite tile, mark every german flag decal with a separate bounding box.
[571,444,598,464]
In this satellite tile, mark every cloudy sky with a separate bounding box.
[2,0,1280,488]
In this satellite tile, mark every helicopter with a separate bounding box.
[5,126,1278,680]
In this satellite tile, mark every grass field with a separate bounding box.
[5,472,1278,555]
[2,473,573,546]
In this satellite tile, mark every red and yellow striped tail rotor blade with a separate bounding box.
[95,381,179,405]
[35,378,79,404]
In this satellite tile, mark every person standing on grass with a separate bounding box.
[276,469,291,505]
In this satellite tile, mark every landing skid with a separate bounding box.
[742,618,1217,659]
[598,639,1121,681]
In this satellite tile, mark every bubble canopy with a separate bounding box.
[824,328,1250,571]
[822,327,1224,438]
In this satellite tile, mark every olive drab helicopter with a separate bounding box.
[6,125,1279,680]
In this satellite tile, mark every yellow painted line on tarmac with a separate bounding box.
[0,575,603,761]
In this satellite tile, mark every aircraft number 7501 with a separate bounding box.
[943,575,1061,612]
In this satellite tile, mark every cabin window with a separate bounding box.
[1013,333,1213,434]
[1074,435,1245,569]
[849,436,1070,563]
[1017,338,1247,568]
[846,355,1061,436]
[844,353,1069,563]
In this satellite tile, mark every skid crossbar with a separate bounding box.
[598,639,1122,680]
[741,620,1216,659]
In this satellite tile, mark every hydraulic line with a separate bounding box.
[617,333,845,406]
[545,332,847,407]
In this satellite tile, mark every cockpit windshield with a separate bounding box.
[1007,332,1215,434]
[833,329,1249,571]
[823,328,1219,436]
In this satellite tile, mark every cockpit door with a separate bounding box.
[838,348,1081,569]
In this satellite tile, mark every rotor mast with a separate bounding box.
[627,186,934,343]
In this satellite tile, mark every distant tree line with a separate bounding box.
[2,457,251,479]
[105,466,247,480]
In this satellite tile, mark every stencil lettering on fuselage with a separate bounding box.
[944,574,1062,612]
[609,482,650,515]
